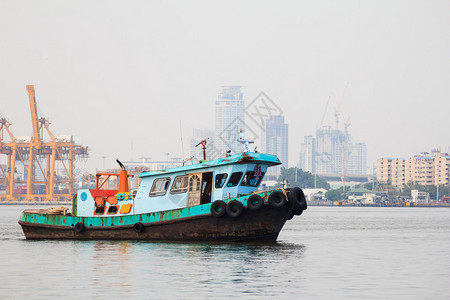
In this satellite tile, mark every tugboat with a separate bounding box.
[18,132,307,242]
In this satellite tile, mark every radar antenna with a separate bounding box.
[237,129,254,152]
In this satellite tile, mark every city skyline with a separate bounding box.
[1,1,449,173]
[299,126,368,176]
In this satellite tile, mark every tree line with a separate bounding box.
[276,167,330,189]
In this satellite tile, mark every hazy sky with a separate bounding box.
[1,0,449,172]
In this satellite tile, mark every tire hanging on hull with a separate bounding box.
[133,222,145,233]
[74,222,85,233]
[288,187,307,215]
[226,200,244,218]
[210,200,227,217]
[247,194,264,211]
[268,191,287,208]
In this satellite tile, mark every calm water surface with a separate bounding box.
[1,206,449,299]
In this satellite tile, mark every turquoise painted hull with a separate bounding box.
[19,190,304,242]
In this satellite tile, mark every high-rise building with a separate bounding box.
[299,135,315,173]
[214,86,244,158]
[315,127,346,174]
[349,142,367,175]
[298,126,367,175]
[265,115,288,175]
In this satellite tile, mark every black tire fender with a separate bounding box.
[74,222,85,233]
[268,191,287,208]
[133,222,145,233]
[294,209,303,216]
[226,200,244,218]
[210,200,227,217]
[287,210,295,220]
[288,187,307,211]
[247,194,264,211]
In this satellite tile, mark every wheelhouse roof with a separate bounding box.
[139,152,281,178]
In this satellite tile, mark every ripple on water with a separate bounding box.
[1,206,450,299]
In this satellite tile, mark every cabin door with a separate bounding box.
[200,172,213,204]
[187,173,202,207]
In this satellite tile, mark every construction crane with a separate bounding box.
[331,83,351,192]
[0,85,88,203]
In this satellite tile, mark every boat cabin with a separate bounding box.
[75,152,281,217]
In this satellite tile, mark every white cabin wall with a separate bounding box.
[77,189,95,217]
[134,176,184,214]
[134,163,271,214]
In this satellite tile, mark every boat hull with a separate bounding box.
[19,205,292,242]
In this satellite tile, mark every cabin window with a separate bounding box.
[171,175,189,194]
[119,204,133,214]
[240,171,265,187]
[215,173,228,188]
[149,178,171,197]
[94,206,105,215]
[107,205,119,214]
[226,172,243,187]
[189,175,201,192]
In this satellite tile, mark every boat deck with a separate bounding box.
[24,207,71,216]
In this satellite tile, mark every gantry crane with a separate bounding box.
[0,85,88,203]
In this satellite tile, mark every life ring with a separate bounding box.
[268,191,287,208]
[74,222,85,233]
[288,187,307,211]
[133,222,145,233]
[247,194,264,211]
[210,200,226,217]
[226,200,244,218]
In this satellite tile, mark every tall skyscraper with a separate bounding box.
[315,127,346,174]
[298,126,367,175]
[265,115,288,175]
[299,135,315,173]
[214,86,245,158]
[349,142,367,175]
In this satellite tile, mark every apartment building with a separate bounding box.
[377,150,450,187]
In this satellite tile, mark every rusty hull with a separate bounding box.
[19,205,291,242]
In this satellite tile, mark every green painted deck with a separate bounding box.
[20,190,276,228]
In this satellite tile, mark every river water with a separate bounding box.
[1,206,449,299]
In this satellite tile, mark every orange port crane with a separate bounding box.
[0,85,88,203]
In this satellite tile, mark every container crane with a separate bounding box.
[0,85,88,204]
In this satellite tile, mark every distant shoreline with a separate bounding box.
[308,200,450,208]
[2,201,449,208]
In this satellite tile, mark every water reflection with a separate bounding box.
[62,239,307,298]
[88,241,134,297]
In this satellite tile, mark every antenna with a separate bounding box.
[237,129,254,152]
[179,120,184,160]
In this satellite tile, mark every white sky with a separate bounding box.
[1,0,449,172]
